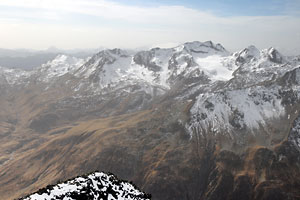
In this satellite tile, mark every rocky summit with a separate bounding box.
[21,171,150,200]
[0,41,300,200]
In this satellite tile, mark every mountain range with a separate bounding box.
[0,41,299,199]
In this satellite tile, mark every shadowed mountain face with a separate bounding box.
[0,41,300,200]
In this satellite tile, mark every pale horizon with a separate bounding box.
[0,0,300,55]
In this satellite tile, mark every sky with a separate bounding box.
[0,0,300,54]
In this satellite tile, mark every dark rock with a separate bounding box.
[231,175,253,200]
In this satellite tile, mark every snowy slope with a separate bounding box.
[22,172,150,200]
[195,55,236,81]
[188,45,300,135]
[227,46,295,88]
[188,86,285,134]
[0,66,31,85]
[37,54,86,82]
[0,55,86,85]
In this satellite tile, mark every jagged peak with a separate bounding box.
[94,48,129,58]
[235,45,260,63]
[182,41,228,54]
[266,47,284,63]
[215,43,227,52]
[239,45,260,57]
[234,45,287,65]
[147,41,228,54]
[82,48,130,69]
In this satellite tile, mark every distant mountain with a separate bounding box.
[0,41,300,200]
[0,53,59,70]
[0,47,101,70]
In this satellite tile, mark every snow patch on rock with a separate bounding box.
[189,86,285,134]
[38,55,85,82]
[22,171,150,200]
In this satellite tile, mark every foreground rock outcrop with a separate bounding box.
[21,171,151,200]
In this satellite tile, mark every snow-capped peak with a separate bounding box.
[182,41,229,56]
[235,46,286,65]
[92,48,130,61]
[266,47,284,63]
[235,45,260,63]
[38,54,85,81]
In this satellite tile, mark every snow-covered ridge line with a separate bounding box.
[72,41,234,91]
[21,171,151,200]
[1,41,300,139]
[2,41,296,90]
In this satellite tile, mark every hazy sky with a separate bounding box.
[0,0,300,54]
